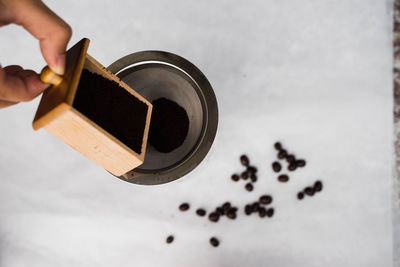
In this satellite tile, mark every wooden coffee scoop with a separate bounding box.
[33,38,152,176]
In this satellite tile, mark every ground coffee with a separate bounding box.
[148,98,189,153]
[73,69,148,154]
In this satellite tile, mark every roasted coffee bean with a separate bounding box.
[240,155,250,166]
[304,187,315,196]
[277,174,289,183]
[272,161,282,172]
[286,155,296,163]
[274,142,282,150]
[247,166,258,174]
[210,237,220,247]
[297,192,304,200]
[245,204,252,215]
[216,207,225,215]
[245,183,254,191]
[288,163,297,171]
[296,159,306,167]
[179,203,190,211]
[258,207,267,218]
[227,208,237,219]
[196,208,206,216]
[166,235,174,244]
[266,208,274,217]
[241,171,249,180]
[278,150,287,159]
[209,212,220,222]
[259,195,273,205]
[251,202,260,212]
[314,181,323,192]
[250,173,258,182]
[231,174,240,182]
[222,202,231,212]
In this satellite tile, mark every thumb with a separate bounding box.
[11,0,72,75]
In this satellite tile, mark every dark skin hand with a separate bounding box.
[0,0,71,108]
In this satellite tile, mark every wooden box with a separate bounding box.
[32,38,152,176]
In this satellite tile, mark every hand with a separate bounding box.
[0,0,71,109]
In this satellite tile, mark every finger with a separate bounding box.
[0,99,18,109]
[0,66,47,102]
[11,0,72,75]
[4,65,23,75]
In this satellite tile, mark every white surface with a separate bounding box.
[0,0,394,266]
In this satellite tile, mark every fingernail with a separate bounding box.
[53,54,66,75]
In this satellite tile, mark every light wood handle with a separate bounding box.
[40,66,63,86]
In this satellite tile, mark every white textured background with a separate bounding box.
[0,0,394,266]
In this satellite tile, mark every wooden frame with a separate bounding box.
[32,38,152,176]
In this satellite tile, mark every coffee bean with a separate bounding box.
[314,181,323,192]
[216,207,225,215]
[286,155,295,163]
[227,208,237,219]
[245,183,254,192]
[304,187,315,196]
[296,159,306,167]
[210,237,219,247]
[179,203,190,211]
[251,202,260,212]
[278,150,287,159]
[231,174,240,182]
[277,174,289,183]
[245,204,252,215]
[274,142,282,150]
[247,166,258,174]
[258,207,267,218]
[208,212,220,222]
[297,192,304,200]
[250,173,257,182]
[266,208,274,217]
[240,155,250,167]
[272,161,282,172]
[241,171,249,180]
[222,202,231,212]
[166,235,174,244]
[288,163,297,171]
[196,208,206,216]
[259,195,273,205]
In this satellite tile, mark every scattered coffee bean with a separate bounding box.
[277,174,289,183]
[227,208,237,219]
[245,183,254,191]
[240,171,249,180]
[296,159,306,167]
[304,187,315,196]
[222,202,231,212]
[208,212,220,222]
[210,237,220,247]
[314,181,323,192]
[259,195,273,205]
[251,202,260,212]
[297,192,304,200]
[179,203,190,211]
[274,142,282,150]
[288,163,297,171]
[196,208,206,216]
[166,235,174,244]
[216,207,224,215]
[272,161,282,172]
[286,155,296,163]
[231,174,239,182]
[266,208,274,217]
[278,150,287,159]
[240,155,250,167]
[247,166,258,174]
[258,207,267,218]
[245,204,252,215]
[250,173,257,182]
